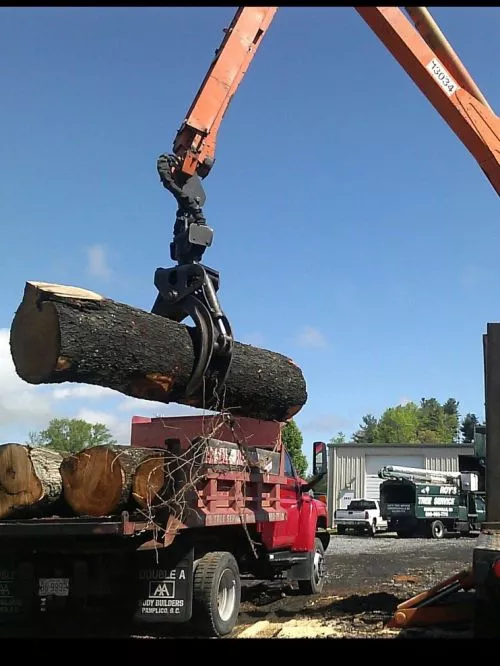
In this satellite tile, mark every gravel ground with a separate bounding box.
[235,532,478,639]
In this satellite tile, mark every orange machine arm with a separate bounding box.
[170,6,500,196]
[356,6,500,195]
[173,7,277,179]
[152,6,500,402]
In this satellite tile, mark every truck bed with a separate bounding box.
[0,511,149,537]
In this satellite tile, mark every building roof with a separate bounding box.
[328,442,474,449]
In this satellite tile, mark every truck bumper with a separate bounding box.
[336,522,368,529]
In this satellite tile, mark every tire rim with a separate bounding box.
[434,523,443,538]
[313,549,324,586]
[217,568,236,622]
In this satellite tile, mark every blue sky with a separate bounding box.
[1,7,499,465]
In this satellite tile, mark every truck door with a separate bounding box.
[268,449,300,549]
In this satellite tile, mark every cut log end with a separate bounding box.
[0,444,63,519]
[10,298,60,383]
[61,447,125,517]
[10,282,105,384]
[132,457,166,510]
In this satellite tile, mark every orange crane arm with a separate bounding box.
[169,6,500,195]
[152,6,500,400]
[356,6,500,195]
[173,7,277,179]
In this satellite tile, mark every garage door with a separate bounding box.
[364,454,425,500]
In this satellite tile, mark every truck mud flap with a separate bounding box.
[134,541,194,624]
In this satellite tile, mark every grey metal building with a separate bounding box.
[326,442,474,527]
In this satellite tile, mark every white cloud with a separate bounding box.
[116,395,207,417]
[75,408,130,445]
[301,414,351,433]
[79,401,211,444]
[0,329,53,432]
[295,326,328,349]
[0,326,215,444]
[86,244,112,280]
[52,385,118,400]
[398,396,412,406]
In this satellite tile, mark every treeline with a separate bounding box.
[332,399,484,445]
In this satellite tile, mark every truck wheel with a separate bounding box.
[430,520,446,539]
[368,521,377,537]
[298,538,325,595]
[337,525,345,535]
[192,551,241,637]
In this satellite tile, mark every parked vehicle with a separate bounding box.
[334,499,388,536]
[378,465,485,539]
[0,416,330,638]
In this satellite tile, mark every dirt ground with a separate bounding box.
[233,532,477,639]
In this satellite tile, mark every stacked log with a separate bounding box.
[0,443,168,518]
[60,446,167,516]
[0,437,279,519]
[0,444,63,518]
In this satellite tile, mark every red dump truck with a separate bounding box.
[0,415,329,637]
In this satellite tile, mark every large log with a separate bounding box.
[10,282,307,421]
[0,444,63,518]
[60,445,167,517]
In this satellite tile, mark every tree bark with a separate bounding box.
[0,444,63,518]
[60,445,166,517]
[10,281,307,421]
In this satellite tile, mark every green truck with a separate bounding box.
[378,465,485,539]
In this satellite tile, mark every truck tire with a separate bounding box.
[298,538,325,595]
[368,520,377,537]
[192,551,241,637]
[337,525,345,535]
[430,520,446,540]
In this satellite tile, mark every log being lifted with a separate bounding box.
[0,444,63,518]
[10,282,307,421]
[60,446,166,517]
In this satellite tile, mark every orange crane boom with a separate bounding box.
[173,7,278,180]
[152,6,500,399]
[357,7,500,195]
[168,6,500,196]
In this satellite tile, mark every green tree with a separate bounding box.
[352,414,378,444]
[416,397,458,443]
[329,432,347,445]
[442,398,460,443]
[281,420,308,477]
[352,398,466,445]
[376,402,419,443]
[28,418,117,454]
[460,413,480,443]
[306,473,328,495]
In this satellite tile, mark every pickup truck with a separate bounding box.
[334,499,388,536]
